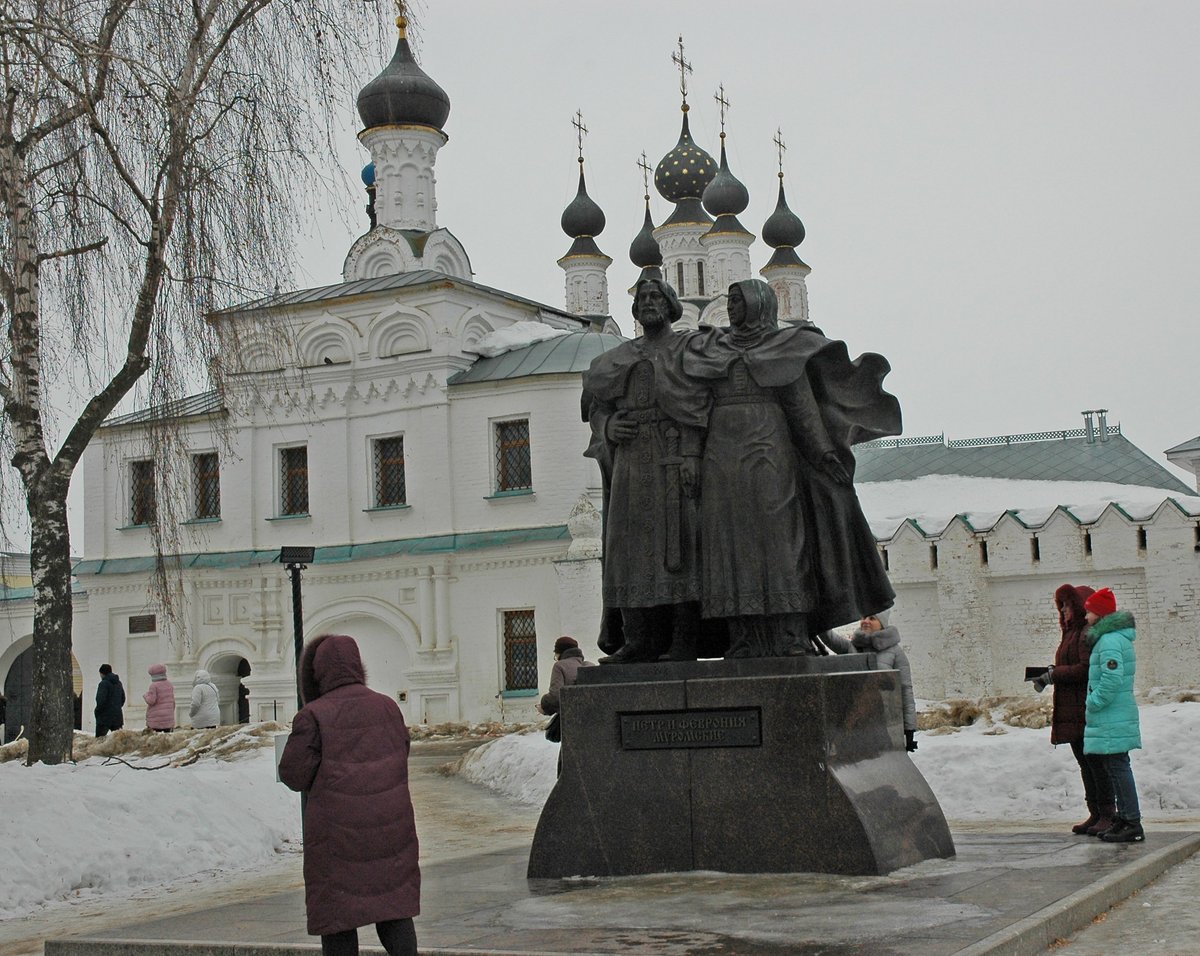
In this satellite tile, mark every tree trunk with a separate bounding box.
[26,485,76,765]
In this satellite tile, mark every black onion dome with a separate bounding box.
[357,24,451,131]
[702,142,749,217]
[560,166,606,238]
[654,112,717,202]
[630,201,663,268]
[762,179,806,249]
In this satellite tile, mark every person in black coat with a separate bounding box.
[94,664,126,737]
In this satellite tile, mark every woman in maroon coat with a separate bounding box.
[279,634,420,956]
[1043,584,1116,835]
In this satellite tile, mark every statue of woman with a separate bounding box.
[684,279,900,657]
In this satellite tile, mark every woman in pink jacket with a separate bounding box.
[143,663,176,732]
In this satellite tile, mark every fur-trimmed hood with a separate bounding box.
[1055,583,1094,636]
[853,625,901,653]
[300,634,367,704]
[1085,609,1137,648]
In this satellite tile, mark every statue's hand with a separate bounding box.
[681,457,701,498]
[822,452,851,486]
[606,411,640,444]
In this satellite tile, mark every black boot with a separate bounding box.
[1100,818,1145,843]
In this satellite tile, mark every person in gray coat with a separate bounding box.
[537,637,596,718]
[823,610,918,751]
[189,669,221,729]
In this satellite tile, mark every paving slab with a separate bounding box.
[44,830,1200,956]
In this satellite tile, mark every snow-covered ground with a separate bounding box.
[458,698,1200,820]
[3,700,1198,922]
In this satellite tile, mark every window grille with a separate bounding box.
[130,460,155,525]
[494,419,532,492]
[503,609,538,691]
[192,452,221,519]
[280,446,309,515]
[374,436,406,507]
[128,614,156,634]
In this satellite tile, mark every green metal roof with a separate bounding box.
[0,580,87,603]
[448,332,625,385]
[854,428,1194,496]
[72,525,569,577]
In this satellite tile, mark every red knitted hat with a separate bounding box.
[1084,587,1117,617]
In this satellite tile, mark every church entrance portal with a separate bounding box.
[3,642,83,743]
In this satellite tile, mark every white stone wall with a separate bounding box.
[881,502,1200,699]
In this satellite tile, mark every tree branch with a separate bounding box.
[36,236,108,264]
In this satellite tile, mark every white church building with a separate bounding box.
[2,20,1198,739]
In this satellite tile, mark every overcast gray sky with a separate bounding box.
[297,0,1198,483]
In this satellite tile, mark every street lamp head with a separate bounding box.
[279,546,316,566]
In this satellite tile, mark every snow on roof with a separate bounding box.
[858,475,1200,540]
[469,320,571,358]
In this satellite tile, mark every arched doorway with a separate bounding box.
[2,641,83,743]
[206,654,250,727]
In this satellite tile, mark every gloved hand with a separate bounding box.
[905,730,918,752]
[1032,665,1054,693]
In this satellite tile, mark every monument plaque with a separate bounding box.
[621,708,760,749]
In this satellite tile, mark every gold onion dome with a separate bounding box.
[654,112,717,203]
[357,15,451,131]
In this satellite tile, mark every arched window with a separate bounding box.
[697,260,705,296]
[676,261,685,295]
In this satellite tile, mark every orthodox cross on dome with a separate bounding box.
[573,109,589,165]
[714,83,730,141]
[672,34,693,108]
[774,127,788,180]
[637,151,653,200]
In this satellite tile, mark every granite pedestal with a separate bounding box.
[527,655,954,879]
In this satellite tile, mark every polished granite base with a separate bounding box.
[528,658,955,878]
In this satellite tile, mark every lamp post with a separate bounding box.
[278,546,316,712]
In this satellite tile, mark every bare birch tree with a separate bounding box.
[0,0,380,764]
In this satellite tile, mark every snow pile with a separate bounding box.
[455,728,559,806]
[470,321,570,358]
[857,475,1200,539]
[455,700,1200,821]
[0,733,299,920]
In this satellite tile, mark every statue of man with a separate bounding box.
[582,278,708,663]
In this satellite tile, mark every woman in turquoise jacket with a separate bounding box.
[1082,587,1144,843]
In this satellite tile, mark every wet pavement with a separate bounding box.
[29,741,1200,956]
[42,829,1200,956]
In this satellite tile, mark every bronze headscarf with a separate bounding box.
[728,278,779,348]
